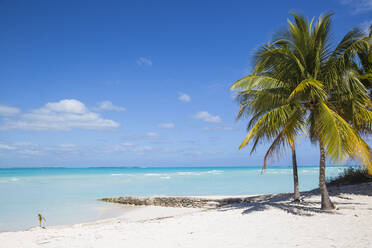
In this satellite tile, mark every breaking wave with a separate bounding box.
[0,177,20,183]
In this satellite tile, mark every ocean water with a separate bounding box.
[0,166,347,232]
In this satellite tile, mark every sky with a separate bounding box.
[0,0,371,167]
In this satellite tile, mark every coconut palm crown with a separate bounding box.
[231,53,305,201]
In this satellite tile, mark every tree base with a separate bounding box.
[321,199,335,210]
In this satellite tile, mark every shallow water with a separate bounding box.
[0,166,347,231]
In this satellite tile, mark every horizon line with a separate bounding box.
[0,165,354,169]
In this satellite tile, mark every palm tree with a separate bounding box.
[231,67,304,202]
[231,13,372,210]
[356,25,371,100]
[333,24,372,174]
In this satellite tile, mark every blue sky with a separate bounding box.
[0,0,371,167]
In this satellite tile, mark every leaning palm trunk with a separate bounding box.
[291,146,300,202]
[319,141,334,210]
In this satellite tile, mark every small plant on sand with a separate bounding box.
[327,167,372,186]
[37,213,46,228]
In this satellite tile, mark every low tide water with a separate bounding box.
[0,166,346,231]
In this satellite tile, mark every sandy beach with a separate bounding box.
[0,183,371,248]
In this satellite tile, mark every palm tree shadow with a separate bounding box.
[219,193,326,217]
[218,183,372,216]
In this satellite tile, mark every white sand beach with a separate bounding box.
[1,183,371,248]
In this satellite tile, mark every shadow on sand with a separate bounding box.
[218,183,372,217]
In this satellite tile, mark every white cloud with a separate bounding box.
[0,142,42,156]
[17,149,42,156]
[0,144,17,150]
[193,111,221,123]
[134,146,153,152]
[59,144,76,149]
[95,101,125,112]
[122,142,134,147]
[122,133,163,141]
[157,122,175,129]
[13,142,37,147]
[340,0,372,14]
[359,20,372,33]
[0,105,20,116]
[101,143,153,154]
[137,57,152,66]
[178,93,191,102]
[202,126,237,131]
[0,99,120,131]
[0,142,84,157]
[43,99,87,114]
[146,132,158,137]
[44,144,80,155]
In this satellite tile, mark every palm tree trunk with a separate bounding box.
[291,146,300,202]
[319,141,334,210]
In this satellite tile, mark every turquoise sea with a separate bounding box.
[0,166,346,232]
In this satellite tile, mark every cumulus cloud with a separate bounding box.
[43,99,87,113]
[95,101,125,112]
[0,105,20,116]
[0,99,120,131]
[178,93,191,102]
[157,122,175,129]
[340,0,372,14]
[193,111,221,123]
[137,57,152,66]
